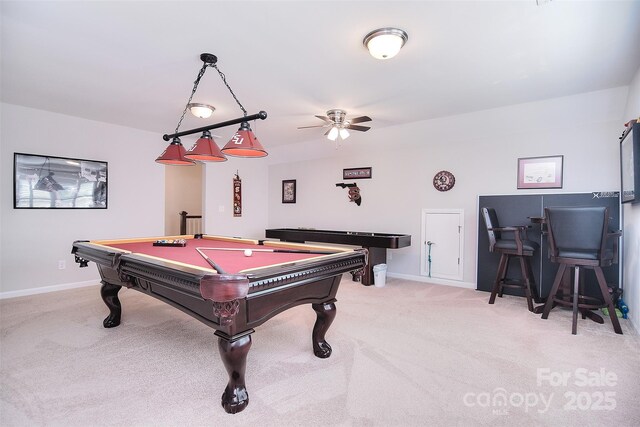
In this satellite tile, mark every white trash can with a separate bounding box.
[372,264,387,288]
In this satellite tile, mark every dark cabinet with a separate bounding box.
[477,192,620,300]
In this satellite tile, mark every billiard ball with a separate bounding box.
[244,249,253,257]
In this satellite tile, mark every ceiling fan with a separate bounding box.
[298,109,372,141]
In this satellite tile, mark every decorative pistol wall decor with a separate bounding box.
[335,182,361,206]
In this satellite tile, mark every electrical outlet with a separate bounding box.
[218,205,225,212]
[388,252,393,260]
[58,260,66,270]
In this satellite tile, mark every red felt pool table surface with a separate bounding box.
[98,235,344,274]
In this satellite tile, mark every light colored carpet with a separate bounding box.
[1,276,639,426]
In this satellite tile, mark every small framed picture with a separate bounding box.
[282,179,296,203]
[343,167,372,180]
[517,155,563,189]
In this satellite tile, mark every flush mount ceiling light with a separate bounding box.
[157,53,268,165]
[188,103,215,119]
[363,27,408,60]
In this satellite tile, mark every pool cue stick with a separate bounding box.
[195,248,227,274]
[196,247,335,255]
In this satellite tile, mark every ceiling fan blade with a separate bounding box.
[315,115,331,122]
[349,116,372,124]
[297,125,327,129]
[348,125,371,132]
[324,128,333,136]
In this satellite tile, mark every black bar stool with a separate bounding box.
[541,206,622,335]
[481,207,539,312]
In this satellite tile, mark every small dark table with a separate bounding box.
[72,234,365,414]
[265,228,411,285]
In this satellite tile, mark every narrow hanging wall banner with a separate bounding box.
[233,172,242,217]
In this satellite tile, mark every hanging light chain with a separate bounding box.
[211,64,247,117]
[173,63,209,135]
[172,55,249,136]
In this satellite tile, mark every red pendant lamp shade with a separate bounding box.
[221,122,268,157]
[184,131,227,162]
[156,138,195,165]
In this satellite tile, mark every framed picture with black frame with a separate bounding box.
[13,153,108,209]
[282,179,296,204]
[620,119,640,204]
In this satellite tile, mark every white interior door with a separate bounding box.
[421,209,464,280]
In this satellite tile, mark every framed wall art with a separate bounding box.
[233,173,242,217]
[282,179,296,203]
[343,167,372,180]
[14,152,108,209]
[517,155,563,189]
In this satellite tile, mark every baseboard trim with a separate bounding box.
[0,280,99,300]
[387,272,476,289]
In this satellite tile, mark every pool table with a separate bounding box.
[265,228,411,285]
[72,234,366,414]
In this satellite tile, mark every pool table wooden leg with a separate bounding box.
[312,301,336,358]
[218,333,252,414]
[100,281,122,328]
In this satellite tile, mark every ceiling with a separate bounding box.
[2,1,640,150]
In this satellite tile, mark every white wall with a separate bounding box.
[165,163,203,235]
[622,66,640,332]
[0,104,164,295]
[3,83,635,321]
[267,87,629,287]
[203,158,268,240]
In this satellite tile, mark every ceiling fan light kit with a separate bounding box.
[298,109,372,142]
[363,27,408,60]
[327,126,340,141]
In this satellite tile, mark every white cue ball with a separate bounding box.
[244,249,253,257]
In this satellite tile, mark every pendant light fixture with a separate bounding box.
[184,130,227,162]
[363,28,408,60]
[221,121,267,157]
[155,137,195,165]
[158,53,268,165]
[188,103,215,119]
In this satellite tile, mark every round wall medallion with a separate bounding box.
[433,170,455,192]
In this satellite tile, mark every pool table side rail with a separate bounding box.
[245,249,366,291]
[261,240,353,252]
[92,234,260,246]
[239,250,356,274]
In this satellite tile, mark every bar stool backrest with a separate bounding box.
[481,207,501,252]
[545,206,608,258]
